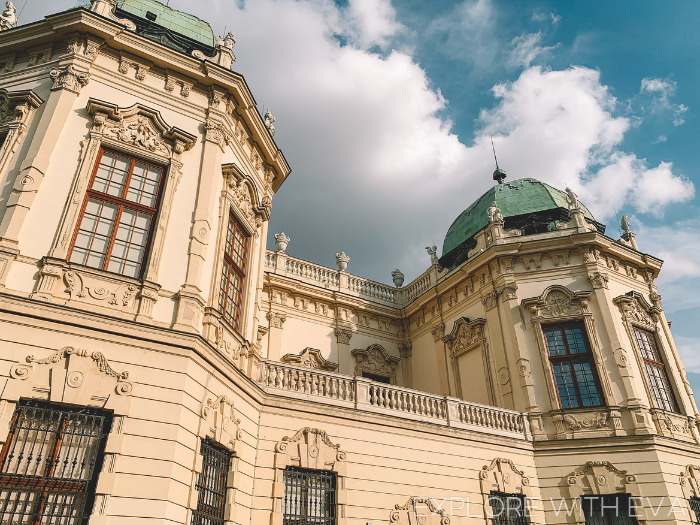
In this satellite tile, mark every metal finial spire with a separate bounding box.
[490,135,506,184]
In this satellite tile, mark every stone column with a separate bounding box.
[0,65,88,249]
[399,342,413,389]
[335,327,352,376]
[266,312,286,361]
[175,119,226,331]
[430,322,451,396]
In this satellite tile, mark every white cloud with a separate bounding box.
[340,0,403,50]
[507,32,559,68]
[653,135,667,143]
[640,76,688,126]
[532,11,561,24]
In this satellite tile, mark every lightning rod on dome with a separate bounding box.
[490,135,506,185]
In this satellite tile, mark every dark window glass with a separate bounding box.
[488,492,528,525]
[191,440,232,525]
[633,328,678,412]
[0,400,111,525]
[362,372,390,384]
[581,494,639,525]
[283,467,336,525]
[219,213,249,330]
[543,322,604,409]
[689,497,700,525]
[69,149,163,278]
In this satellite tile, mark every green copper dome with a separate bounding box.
[115,0,216,54]
[442,178,600,259]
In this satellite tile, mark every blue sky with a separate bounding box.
[22,0,700,379]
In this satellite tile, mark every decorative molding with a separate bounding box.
[390,497,450,524]
[49,65,90,94]
[398,342,412,358]
[521,286,591,320]
[281,347,338,372]
[351,344,400,384]
[566,461,642,516]
[479,458,531,502]
[481,290,499,311]
[430,322,445,342]
[200,395,241,451]
[266,311,286,329]
[680,465,700,501]
[26,346,128,380]
[335,327,352,345]
[498,282,518,302]
[553,411,609,431]
[613,291,659,331]
[588,272,609,289]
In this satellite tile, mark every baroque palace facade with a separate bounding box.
[0,1,698,525]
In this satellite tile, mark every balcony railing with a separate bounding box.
[257,360,531,441]
[264,251,435,306]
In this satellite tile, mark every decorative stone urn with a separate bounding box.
[335,252,349,271]
[391,269,404,288]
[274,232,290,252]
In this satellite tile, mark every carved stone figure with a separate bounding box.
[391,268,404,288]
[0,1,16,30]
[335,251,349,271]
[426,245,439,266]
[621,214,630,234]
[218,31,236,50]
[274,232,289,252]
[565,186,580,210]
[264,108,276,136]
[486,201,503,223]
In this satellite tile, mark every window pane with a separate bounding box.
[125,161,161,207]
[552,361,579,408]
[92,151,129,197]
[572,359,602,407]
[283,467,336,524]
[219,262,242,327]
[564,325,587,354]
[544,326,567,356]
[634,328,678,412]
[107,210,151,278]
[69,199,118,270]
[582,494,639,525]
[489,493,528,525]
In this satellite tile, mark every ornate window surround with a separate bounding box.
[0,346,134,522]
[351,344,401,385]
[613,292,690,419]
[282,347,339,372]
[442,317,496,404]
[566,461,648,525]
[680,465,700,516]
[479,458,535,525]
[0,88,43,185]
[521,285,614,412]
[186,394,242,524]
[271,427,347,525]
[205,163,270,343]
[38,99,195,319]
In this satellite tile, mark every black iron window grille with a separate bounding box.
[581,494,639,525]
[689,497,700,524]
[543,322,604,409]
[283,467,336,525]
[488,492,528,525]
[191,439,232,525]
[633,327,678,413]
[0,400,111,525]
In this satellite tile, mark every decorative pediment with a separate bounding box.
[3,346,133,415]
[200,395,241,451]
[613,291,659,331]
[281,348,338,372]
[390,497,450,524]
[87,99,196,159]
[566,461,639,499]
[222,164,269,231]
[274,427,346,471]
[442,317,486,358]
[352,344,401,384]
[521,285,591,320]
[480,458,530,496]
[0,89,43,129]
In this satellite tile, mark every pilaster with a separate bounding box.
[266,311,286,361]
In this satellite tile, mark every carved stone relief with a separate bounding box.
[281,347,338,372]
[480,458,531,499]
[351,344,400,384]
[199,395,241,451]
[390,497,450,524]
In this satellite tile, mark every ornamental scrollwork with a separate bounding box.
[521,286,591,320]
[50,65,90,94]
[26,346,128,380]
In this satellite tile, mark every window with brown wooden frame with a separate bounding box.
[68,148,164,279]
[218,212,249,331]
[0,400,111,525]
[633,327,678,412]
[542,321,605,409]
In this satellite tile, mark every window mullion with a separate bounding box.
[102,205,124,272]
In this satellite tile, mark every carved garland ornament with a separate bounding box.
[390,497,450,524]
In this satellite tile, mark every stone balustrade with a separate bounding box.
[257,360,531,440]
[265,250,438,306]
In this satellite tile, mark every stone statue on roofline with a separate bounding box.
[565,186,580,210]
[426,246,439,266]
[264,109,276,136]
[621,214,630,235]
[219,31,236,50]
[0,2,17,31]
[486,201,503,223]
[391,269,404,288]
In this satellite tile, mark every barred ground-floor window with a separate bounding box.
[0,400,111,525]
[283,466,336,525]
[191,439,233,525]
[487,492,528,525]
[581,494,640,525]
[689,497,700,525]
